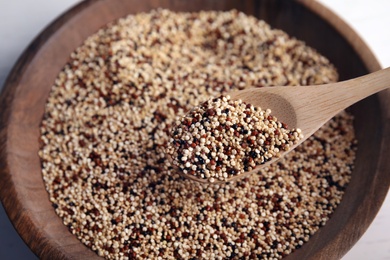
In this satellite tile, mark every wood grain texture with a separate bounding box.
[0,0,388,259]
[231,67,390,138]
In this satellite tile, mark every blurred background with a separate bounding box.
[0,0,389,259]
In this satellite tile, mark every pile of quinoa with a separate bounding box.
[39,9,356,259]
[168,95,303,183]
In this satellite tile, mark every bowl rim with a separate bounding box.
[0,0,388,259]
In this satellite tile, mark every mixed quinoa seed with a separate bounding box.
[168,95,303,183]
[39,9,356,259]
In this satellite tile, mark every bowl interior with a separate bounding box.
[0,0,388,259]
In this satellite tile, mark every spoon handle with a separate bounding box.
[329,66,390,104]
[296,67,390,137]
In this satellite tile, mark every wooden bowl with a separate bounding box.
[0,0,389,259]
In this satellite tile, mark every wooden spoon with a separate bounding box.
[181,67,390,184]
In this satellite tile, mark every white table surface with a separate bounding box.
[0,1,389,259]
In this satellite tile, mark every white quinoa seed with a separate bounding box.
[39,9,355,259]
